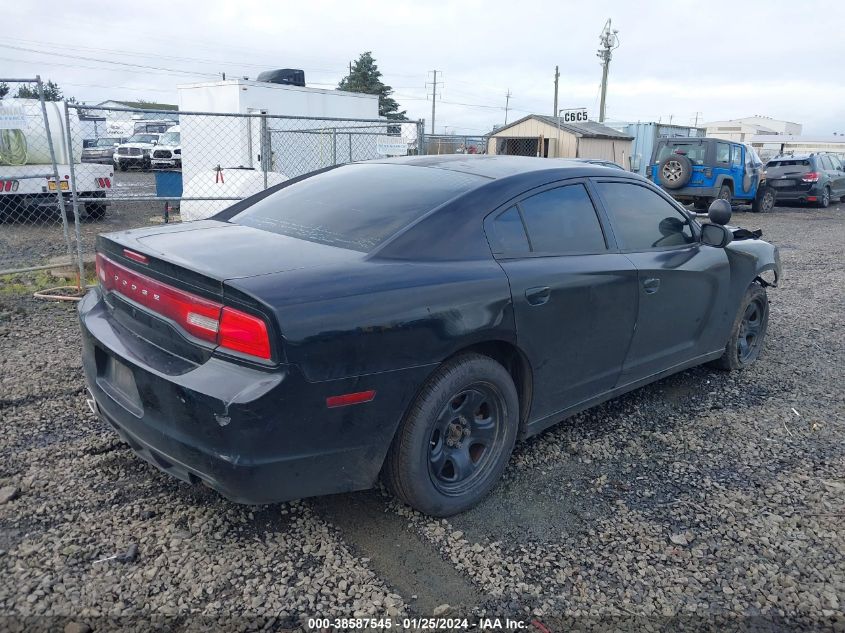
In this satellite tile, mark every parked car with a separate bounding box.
[79,156,781,516]
[113,133,160,171]
[650,137,775,213]
[82,137,126,164]
[150,126,181,169]
[764,153,845,208]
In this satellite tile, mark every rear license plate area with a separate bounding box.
[95,348,143,417]
[771,180,794,188]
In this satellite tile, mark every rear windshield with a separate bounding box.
[766,159,810,168]
[656,142,706,165]
[230,163,484,252]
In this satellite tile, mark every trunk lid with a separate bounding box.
[95,220,362,368]
[99,220,362,287]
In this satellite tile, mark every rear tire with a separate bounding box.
[717,184,732,204]
[712,284,769,371]
[384,353,519,517]
[818,186,830,208]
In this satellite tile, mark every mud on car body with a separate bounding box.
[79,156,781,516]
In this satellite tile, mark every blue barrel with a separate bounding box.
[154,170,183,198]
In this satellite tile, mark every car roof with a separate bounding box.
[366,154,634,181]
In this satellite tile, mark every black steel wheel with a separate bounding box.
[427,383,508,496]
[384,353,518,516]
[712,283,769,371]
[718,184,732,203]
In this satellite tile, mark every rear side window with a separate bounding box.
[230,164,483,252]
[819,155,834,170]
[716,143,730,164]
[595,182,695,251]
[490,206,530,254]
[518,184,606,254]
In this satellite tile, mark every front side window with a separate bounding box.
[595,182,695,251]
[715,143,730,164]
[517,184,606,254]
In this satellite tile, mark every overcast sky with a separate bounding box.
[5,0,844,135]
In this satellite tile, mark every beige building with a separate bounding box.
[703,116,803,142]
[487,115,633,166]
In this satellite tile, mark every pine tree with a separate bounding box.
[338,52,406,120]
[14,80,67,101]
[0,83,9,99]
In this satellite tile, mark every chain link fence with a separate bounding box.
[423,134,488,155]
[62,104,425,268]
[0,77,83,276]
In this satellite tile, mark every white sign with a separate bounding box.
[376,136,409,156]
[559,108,589,123]
[0,106,27,130]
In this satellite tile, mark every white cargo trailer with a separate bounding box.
[176,79,391,220]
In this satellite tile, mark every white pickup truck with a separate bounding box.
[0,99,112,221]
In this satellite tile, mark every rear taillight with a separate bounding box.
[96,253,271,361]
[802,172,820,182]
[219,307,271,360]
[1,180,19,192]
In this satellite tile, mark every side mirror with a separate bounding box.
[708,198,732,225]
[701,223,732,248]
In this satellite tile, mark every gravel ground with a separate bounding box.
[0,202,843,632]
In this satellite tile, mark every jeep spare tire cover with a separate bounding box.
[658,154,692,189]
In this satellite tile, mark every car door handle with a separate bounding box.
[642,278,661,294]
[525,286,551,306]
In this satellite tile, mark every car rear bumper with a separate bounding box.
[78,288,431,504]
[767,183,822,201]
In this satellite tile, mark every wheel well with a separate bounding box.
[719,178,734,193]
[453,340,533,428]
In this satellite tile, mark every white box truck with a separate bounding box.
[0,99,112,220]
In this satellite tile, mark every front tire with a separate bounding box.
[384,353,519,516]
[712,284,769,371]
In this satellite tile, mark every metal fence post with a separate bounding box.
[36,75,76,270]
[332,128,337,166]
[259,114,269,190]
[62,101,86,289]
[418,120,426,156]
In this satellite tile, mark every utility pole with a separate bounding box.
[553,65,559,117]
[426,70,443,135]
[597,18,620,123]
[693,111,702,127]
[504,89,512,125]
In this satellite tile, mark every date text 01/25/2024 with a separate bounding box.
[306,617,531,629]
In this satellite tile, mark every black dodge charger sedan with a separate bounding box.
[79,156,780,516]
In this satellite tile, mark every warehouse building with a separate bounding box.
[486,115,633,167]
